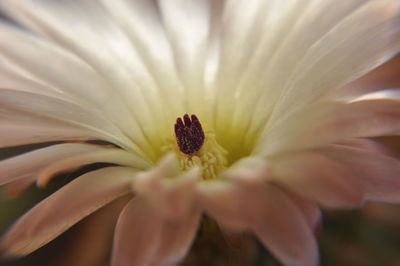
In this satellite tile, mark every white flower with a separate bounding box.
[0,1,400,266]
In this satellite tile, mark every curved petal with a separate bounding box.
[0,89,143,154]
[266,0,400,125]
[271,152,363,208]
[231,0,400,149]
[0,116,94,148]
[259,98,400,156]
[329,55,400,99]
[0,0,169,149]
[153,211,201,266]
[3,177,37,198]
[284,191,322,234]
[253,185,319,266]
[134,154,201,220]
[111,198,163,266]
[0,143,147,187]
[53,196,130,266]
[0,167,135,257]
[0,22,156,155]
[99,0,185,118]
[197,180,318,266]
[320,145,400,203]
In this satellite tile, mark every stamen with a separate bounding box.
[174,114,205,155]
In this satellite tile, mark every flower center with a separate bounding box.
[165,114,227,180]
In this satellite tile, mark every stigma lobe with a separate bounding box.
[174,114,205,155]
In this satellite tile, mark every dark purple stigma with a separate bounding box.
[174,114,205,155]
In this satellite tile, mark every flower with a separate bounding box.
[1,0,400,266]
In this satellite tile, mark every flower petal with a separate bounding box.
[153,211,201,266]
[52,196,130,266]
[320,145,400,203]
[284,191,322,234]
[329,55,400,100]
[260,98,400,156]
[0,89,134,149]
[0,143,148,187]
[271,152,363,208]
[0,116,94,148]
[0,0,170,148]
[197,180,318,266]
[253,185,319,266]
[99,0,188,125]
[227,0,400,149]
[111,198,163,266]
[0,167,135,257]
[134,154,201,220]
[266,0,400,125]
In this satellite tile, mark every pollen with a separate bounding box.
[165,114,227,180]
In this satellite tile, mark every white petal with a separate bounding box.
[259,99,400,156]
[0,89,135,151]
[266,0,400,125]
[158,0,212,113]
[229,0,400,149]
[0,0,170,148]
[328,52,400,100]
[0,24,140,134]
[0,167,135,257]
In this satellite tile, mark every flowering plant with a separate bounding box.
[1,1,400,266]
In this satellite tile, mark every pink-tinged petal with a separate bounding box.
[53,195,131,266]
[253,185,319,266]
[37,147,150,187]
[153,211,201,266]
[320,145,400,203]
[272,152,363,208]
[197,180,264,231]
[195,157,271,229]
[329,55,400,99]
[111,198,163,266]
[0,117,94,148]
[0,167,135,257]
[260,99,400,156]
[0,143,147,187]
[284,191,322,234]
[134,154,200,220]
[221,156,270,185]
[198,180,318,266]
[3,176,36,198]
[334,138,391,155]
